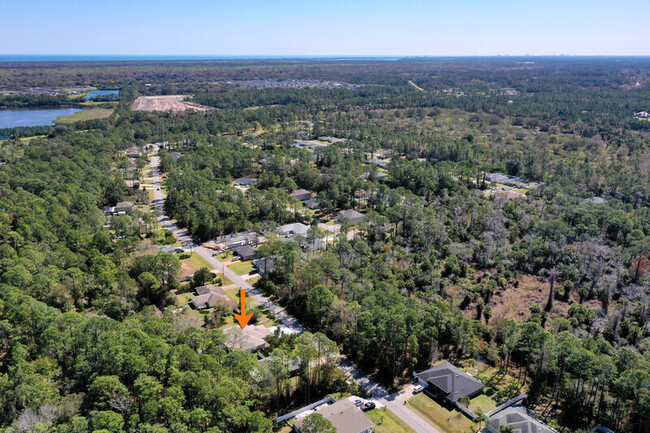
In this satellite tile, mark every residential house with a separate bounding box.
[337,209,366,223]
[276,223,310,238]
[234,245,258,261]
[115,201,135,213]
[190,285,233,310]
[368,157,390,169]
[253,257,275,276]
[414,361,485,404]
[214,231,259,250]
[126,146,141,158]
[170,151,182,161]
[225,325,273,352]
[317,136,347,144]
[362,171,388,180]
[304,198,320,209]
[235,177,257,186]
[486,406,556,433]
[293,399,374,433]
[290,189,313,202]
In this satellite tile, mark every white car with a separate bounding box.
[413,384,425,394]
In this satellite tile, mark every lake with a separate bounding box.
[0,108,82,129]
[85,89,120,100]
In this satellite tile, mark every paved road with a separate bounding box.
[150,145,439,433]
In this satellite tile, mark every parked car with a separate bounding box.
[353,399,364,407]
[413,384,424,394]
[362,402,376,411]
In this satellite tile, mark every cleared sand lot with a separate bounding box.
[132,95,213,112]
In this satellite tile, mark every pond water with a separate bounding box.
[85,89,120,100]
[0,108,83,128]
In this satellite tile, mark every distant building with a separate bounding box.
[290,189,312,202]
[234,245,258,261]
[126,146,141,158]
[367,157,390,169]
[235,177,257,186]
[337,209,366,223]
[634,111,649,118]
[293,399,374,433]
[414,361,484,404]
[486,173,527,188]
[362,171,388,180]
[487,406,556,433]
[317,136,347,144]
[170,151,182,161]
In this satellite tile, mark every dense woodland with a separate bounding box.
[0,58,648,433]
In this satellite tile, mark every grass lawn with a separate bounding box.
[175,292,193,307]
[179,252,213,270]
[19,135,48,143]
[229,260,254,275]
[468,394,497,415]
[407,394,475,433]
[366,408,416,433]
[216,251,233,262]
[54,107,114,124]
[247,275,261,285]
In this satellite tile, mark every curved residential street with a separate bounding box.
[150,145,440,433]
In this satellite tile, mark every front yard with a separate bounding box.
[366,408,416,433]
[406,394,475,433]
[229,260,254,275]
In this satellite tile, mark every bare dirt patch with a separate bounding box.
[132,95,213,113]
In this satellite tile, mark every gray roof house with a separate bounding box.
[337,209,366,223]
[214,231,258,250]
[276,223,310,238]
[293,399,374,433]
[170,152,182,161]
[234,245,258,261]
[304,198,320,209]
[290,189,312,202]
[414,361,484,404]
[115,201,135,213]
[253,257,275,275]
[487,406,557,433]
[190,285,233,310]
[235,177,257,186]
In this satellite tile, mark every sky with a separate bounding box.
[1,0,649,56]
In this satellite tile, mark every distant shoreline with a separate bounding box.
[1,54,649,63]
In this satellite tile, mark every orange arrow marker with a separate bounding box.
[233,289,253,329]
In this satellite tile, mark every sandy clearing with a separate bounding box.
[132,95,213,113]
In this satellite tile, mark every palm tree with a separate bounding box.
[474,410,487,433]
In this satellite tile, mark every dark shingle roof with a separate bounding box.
[234,245,257,259]
[415,361,484,402]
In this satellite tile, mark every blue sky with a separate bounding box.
[1,0,649,56]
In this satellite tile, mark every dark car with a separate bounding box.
[362,402,376,411]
